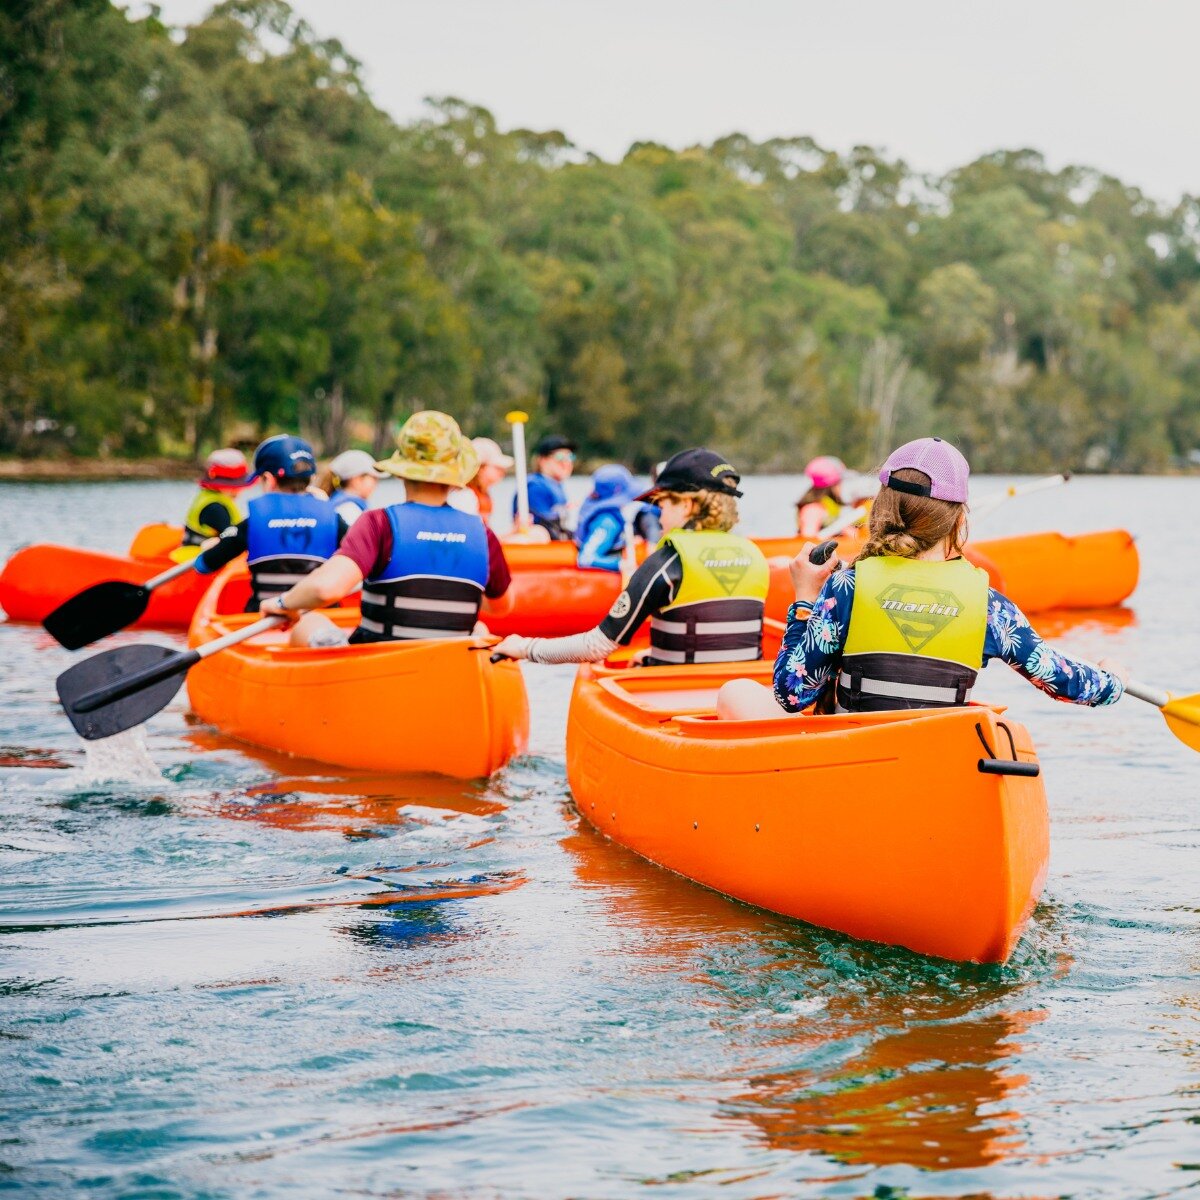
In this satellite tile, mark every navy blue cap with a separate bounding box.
[636,448,742,501]
[254,434,317,479]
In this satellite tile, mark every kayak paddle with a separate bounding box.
[1123,681,1200,753]
[43,559,199,650]
[817,507,869,538]
[971,472,1071,522]
[56,615,285,740]
[507,409,531,535]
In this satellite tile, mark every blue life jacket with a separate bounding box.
[355,502,490,643]
[245,492,340,606]
[329,489,368,513]
[576,510,626,572]
[516,473,570,538]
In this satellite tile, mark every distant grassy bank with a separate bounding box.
[0,459,198,483]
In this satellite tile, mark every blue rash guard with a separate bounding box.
[775,563,1125,712]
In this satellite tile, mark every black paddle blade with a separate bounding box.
[56,642,188,740]
[43,580,151,650]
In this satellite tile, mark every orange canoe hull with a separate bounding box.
[972,529,1139,612]
[186,568,529,778]
[566,662,1049,963]
[0,535,213,628]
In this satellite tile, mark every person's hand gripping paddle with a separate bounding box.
[43,559,200,650]
[56,616,286,741]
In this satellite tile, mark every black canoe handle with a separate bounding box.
[978,757,1041,777]
[808,539,839,566]
[975,721,1041,777]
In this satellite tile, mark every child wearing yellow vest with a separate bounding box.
[174,449,258,562]
[493,449,769,666]
[719,437,1128,719]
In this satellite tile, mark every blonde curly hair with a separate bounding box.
[658,489,739,532]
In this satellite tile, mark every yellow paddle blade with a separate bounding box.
[1161,693,1200,751]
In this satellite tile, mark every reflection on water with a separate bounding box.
[728,1009,1042,1172]
[1,477,1198,1198]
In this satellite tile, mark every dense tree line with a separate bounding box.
[4,0,1200,471]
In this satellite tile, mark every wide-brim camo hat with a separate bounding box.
[879,436,970,503]
[375,411,479,487]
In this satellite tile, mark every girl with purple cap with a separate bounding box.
[719,436,1130,720]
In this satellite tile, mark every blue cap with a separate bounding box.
[254,435,317,480]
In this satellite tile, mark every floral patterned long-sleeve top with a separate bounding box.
[774,563,1125,713]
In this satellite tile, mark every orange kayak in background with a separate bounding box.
[0,523,216,628]
[566,661,1049,963]
[973,529,1139,612]
[186,566,528,778]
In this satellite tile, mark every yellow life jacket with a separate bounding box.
[839,555,989,712]
[180,489,243,552]
[649,529,770,665]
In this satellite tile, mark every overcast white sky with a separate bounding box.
[144,0,1199,203]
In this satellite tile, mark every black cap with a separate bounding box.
[637,448,742,500]
[533,434,576,457]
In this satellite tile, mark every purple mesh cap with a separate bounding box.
[878,437,970,503]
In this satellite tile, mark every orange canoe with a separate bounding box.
[186,567,528,778]
[0,524,217,628]
[566,661,1049,963]
[972,529,1139,612]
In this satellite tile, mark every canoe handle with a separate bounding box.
[977,757,1041,778]
[975,721,1041,778]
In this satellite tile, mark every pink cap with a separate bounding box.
[804,455,844,489]
[879,437,970,503]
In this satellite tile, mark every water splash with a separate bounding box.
[76,726,163,785]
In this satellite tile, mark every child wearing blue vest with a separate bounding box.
[262,412,512,647]
[575,464,651,572]
[194,435,348,611]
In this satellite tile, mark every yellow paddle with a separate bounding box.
[1124,681,1200,752]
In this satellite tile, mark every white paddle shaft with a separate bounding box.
[144,559,198,589]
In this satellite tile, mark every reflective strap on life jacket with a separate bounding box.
[357,578,482,642]
[648,597,765,664]
[183,489,242,546]
[249,559,325,607]
[837,556,988,712]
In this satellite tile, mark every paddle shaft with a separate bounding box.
[971,473,1070,521]
[143,558,199,589]
[507,410,531,532]
[70,617,283,715]
[817,507,868,538]
[1123,680,1170,709]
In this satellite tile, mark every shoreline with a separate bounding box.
[0,459,199,483]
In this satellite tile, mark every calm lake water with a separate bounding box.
[0,474,1196,1199]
